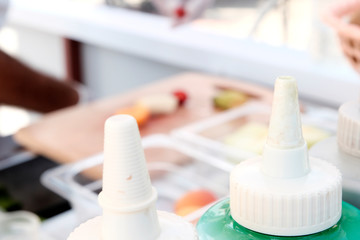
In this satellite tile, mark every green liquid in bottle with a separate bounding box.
[197,198,360,240]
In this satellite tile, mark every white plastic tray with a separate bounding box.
[41,134,230,225]
[172,102,337,164]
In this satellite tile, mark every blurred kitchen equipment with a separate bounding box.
[106,0,214,26]
[106,0,158,13]
[249,0,290,42]
[0,210,40,240]
[151,0,214,26]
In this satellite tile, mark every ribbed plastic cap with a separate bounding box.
[98,115,160,240]
[100,115,155,209]
[67,115,198,240]
[337,101,360,158]
[230,77,342,236]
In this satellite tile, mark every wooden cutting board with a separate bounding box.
[14,72,273,164]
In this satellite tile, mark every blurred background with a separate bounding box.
[0,0,360,239]
[0,0,358,136]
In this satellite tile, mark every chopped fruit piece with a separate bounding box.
[224,122,332,155]
[173,90,188,106]
[175,190,217,216]
[137,94,178,115]
[176,205,201,217]
[175,7,186,18]
[224,122,268,155]
[213,90,248,110]
[115,105,150,127]
[302,125,331,148]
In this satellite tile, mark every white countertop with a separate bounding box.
[6,0,360,107]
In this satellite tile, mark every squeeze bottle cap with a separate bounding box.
[67,115,197,240]
[267,76,305,149]
[98,115,160,240]
[230,77,342,236]
[99,115,156,212]
[337,100,360,157]
[263,76,309,178]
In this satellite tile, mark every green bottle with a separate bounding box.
[197,77,360,239]
[197,199,360,239]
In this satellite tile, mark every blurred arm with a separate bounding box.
[0,50,79,113]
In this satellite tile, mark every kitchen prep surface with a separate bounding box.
[14,72,272,164]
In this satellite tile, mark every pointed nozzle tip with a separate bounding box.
[267,76,304,149]
[277,76,296,82]
[262,76,309,178]
[102,114,154,207]
[105,114,138,132]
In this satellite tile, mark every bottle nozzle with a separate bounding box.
[101,115,153,205]
[67,115,198,240]
[262,76,310,178]
[230,76,342,237]
[267,76,304,148]
[98,115,160,240]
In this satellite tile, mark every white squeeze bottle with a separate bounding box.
[310,99,360,208]
[196,76,360,240]
[67,115,198,240]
